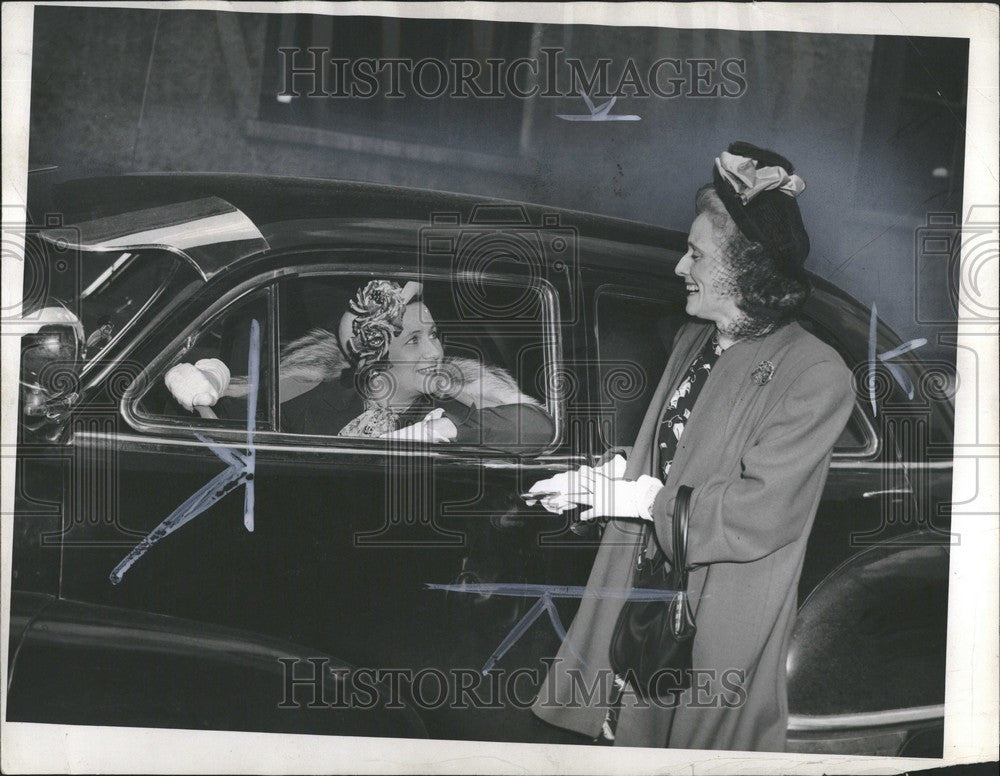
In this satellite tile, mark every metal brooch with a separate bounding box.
[752,360,774,386]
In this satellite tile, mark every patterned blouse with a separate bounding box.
[656,333,725,481]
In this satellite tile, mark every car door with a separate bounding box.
[795,299,954,601]
[55,256,595,734]
[232,265,589,678]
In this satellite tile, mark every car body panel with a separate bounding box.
[6,592,428,738]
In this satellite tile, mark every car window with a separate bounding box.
[832,409,872,452]
[594,285,688,448]
[135,286,275,431]
[273,273,557,449]
[796,316,875,455]
[38,246,194,362]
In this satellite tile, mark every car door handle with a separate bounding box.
[862,488,913,499]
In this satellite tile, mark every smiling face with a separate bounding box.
[384,302,444,405]
[674,212,744,337]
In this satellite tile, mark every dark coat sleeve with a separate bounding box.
[649,358,854,565]
[440,402,554,447]
[279,382,363,436]
[211,395,246,422]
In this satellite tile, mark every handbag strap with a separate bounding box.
[672,485,693,589]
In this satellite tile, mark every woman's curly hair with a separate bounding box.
[695,183,811,339]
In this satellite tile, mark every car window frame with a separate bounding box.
[73,248,196,382]
[126,281,280,434]
[122,257,565,461]
[591,282,688,450]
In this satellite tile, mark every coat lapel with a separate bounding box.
[648,323,802,488]
[663,334,769,486]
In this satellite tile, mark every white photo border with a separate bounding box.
[2,2,997,773]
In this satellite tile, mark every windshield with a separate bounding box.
[28,196,268,362]
[36,245,194,361]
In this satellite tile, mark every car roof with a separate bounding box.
[51,172,683,252]
[45,172,878,337]
[40,173,951,431]
[47,173,863,288]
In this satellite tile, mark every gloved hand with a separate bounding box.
[593,453,628,479]
[575,469,664,522]
[523,454,628,513]
[379,408,458,443]
[164,358,231,412]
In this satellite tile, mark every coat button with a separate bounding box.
[659,442,667,448]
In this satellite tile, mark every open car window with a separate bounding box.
[130,269,558,452]
[273,272,558,450]
[594,285,688,448]
[134,286,276,431]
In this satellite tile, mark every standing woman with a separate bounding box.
[527,142,855,751]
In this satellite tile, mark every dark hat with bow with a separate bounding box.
[712,141,811,276]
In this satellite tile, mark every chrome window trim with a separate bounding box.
[121,258,565,458]
[829,459,951,470]
[831,404,880,461]
[787,704,943,733]
[76,430,585,470]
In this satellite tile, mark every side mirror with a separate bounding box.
[18,306,85,428]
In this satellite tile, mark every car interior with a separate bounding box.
[595,287,689,447]
[138,273,555,442]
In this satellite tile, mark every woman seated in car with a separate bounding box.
[164,279,553,446]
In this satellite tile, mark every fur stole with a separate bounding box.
[227,327,542,409]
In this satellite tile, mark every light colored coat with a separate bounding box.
[531,320,854,751]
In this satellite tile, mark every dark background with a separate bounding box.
[27,6,969,361]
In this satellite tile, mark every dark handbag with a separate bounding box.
[609,484,695,700]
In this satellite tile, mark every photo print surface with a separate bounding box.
[2,2,997,774]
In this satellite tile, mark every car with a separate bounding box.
[8,172,954,754]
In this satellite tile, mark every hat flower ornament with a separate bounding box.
[714,151,806,205]
[340,279,421,370]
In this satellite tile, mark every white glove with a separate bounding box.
[379,408,458,443]
[523,455,628,514]
[593,453,627,479]
[164,358,231,412]
[575,469,664,522]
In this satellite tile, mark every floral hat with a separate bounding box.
[337,279,422,370]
